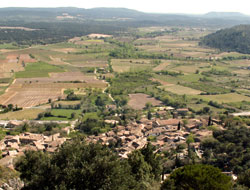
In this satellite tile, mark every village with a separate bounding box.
[0,106,223,170]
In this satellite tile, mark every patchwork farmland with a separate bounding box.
[0,71,107,108]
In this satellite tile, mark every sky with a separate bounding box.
[1,0,250,15]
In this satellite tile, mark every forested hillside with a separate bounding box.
[200,25,250,54]
[1,8,250,46]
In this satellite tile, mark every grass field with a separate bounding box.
[0,108,44,120]
[15,62,65,78]
[112,59,154,73]
[0,43,20,49]
[160,84,203,95]
[196,93,250,103]
[187,103,225,113]
[55,100,81,106]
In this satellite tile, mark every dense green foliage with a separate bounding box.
[7,122,66,136]
[202,68,232,77]
[237,169,250,188]
[108,72,156,96]
[161,164,232,190]
[0,22,124,45]
[1,8,249,45]
[15,140,161,190]
[201,125,250,174]
[77,112,111,135]
[200,25,250,54]
[183,81,231,94]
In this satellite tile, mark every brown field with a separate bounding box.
[49,56,72,66]
[0,49,16,53]
[0,82,106,108]
[0,72,107,108]
[0,26,39,31]
[18,54,36,63]
[70,60,107,68]
[227,59,250,67]
[52,48,77,54]
[68,37,81,43]
[0,54,36,73]
[15,72,101,84]
[153,62,171,71]
[233,70,250,76]
[0,62,24,72]
[128,93,163,110]
[151,78,172,86]
[87,34,112,38]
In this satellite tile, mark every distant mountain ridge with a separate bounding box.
[0,7,249,28]
[204,12,249,18]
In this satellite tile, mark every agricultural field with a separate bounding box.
[54,100,81,106]
[0,69,106,108]
[15,62,65,78]
[0,108,44,120]
[196,93,250,103]
[0,80,106,108]
[112,59,154,72]
[128,93,163,110]
[160,84,203,95]
[0,26,249,118]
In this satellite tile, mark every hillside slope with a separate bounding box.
[200,25,250,54]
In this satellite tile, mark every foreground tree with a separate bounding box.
[161,164,232,190]
[15,139,136,190]
[237,169,250,188]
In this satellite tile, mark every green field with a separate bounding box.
[160,84,203,95]
[112,59,154,72]
[0,108,44,120]
[15,62,65,78]
[195,93,250,103]
[0,43,21,49]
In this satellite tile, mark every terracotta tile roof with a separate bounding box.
[156,119,181,126]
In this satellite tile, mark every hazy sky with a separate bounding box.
[1,0,250,14]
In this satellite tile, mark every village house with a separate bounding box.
[6,121,24,128]
[0,131,69,160]
[145,127,167,137]
[19,133,44,144]
[185,119,203,132]
[3,135,20,144]
[176,108,189,116]
[153,119,182,131]
[104,119,119,125]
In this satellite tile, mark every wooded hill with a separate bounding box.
[200,25,250,54]
[1,8,250,45]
